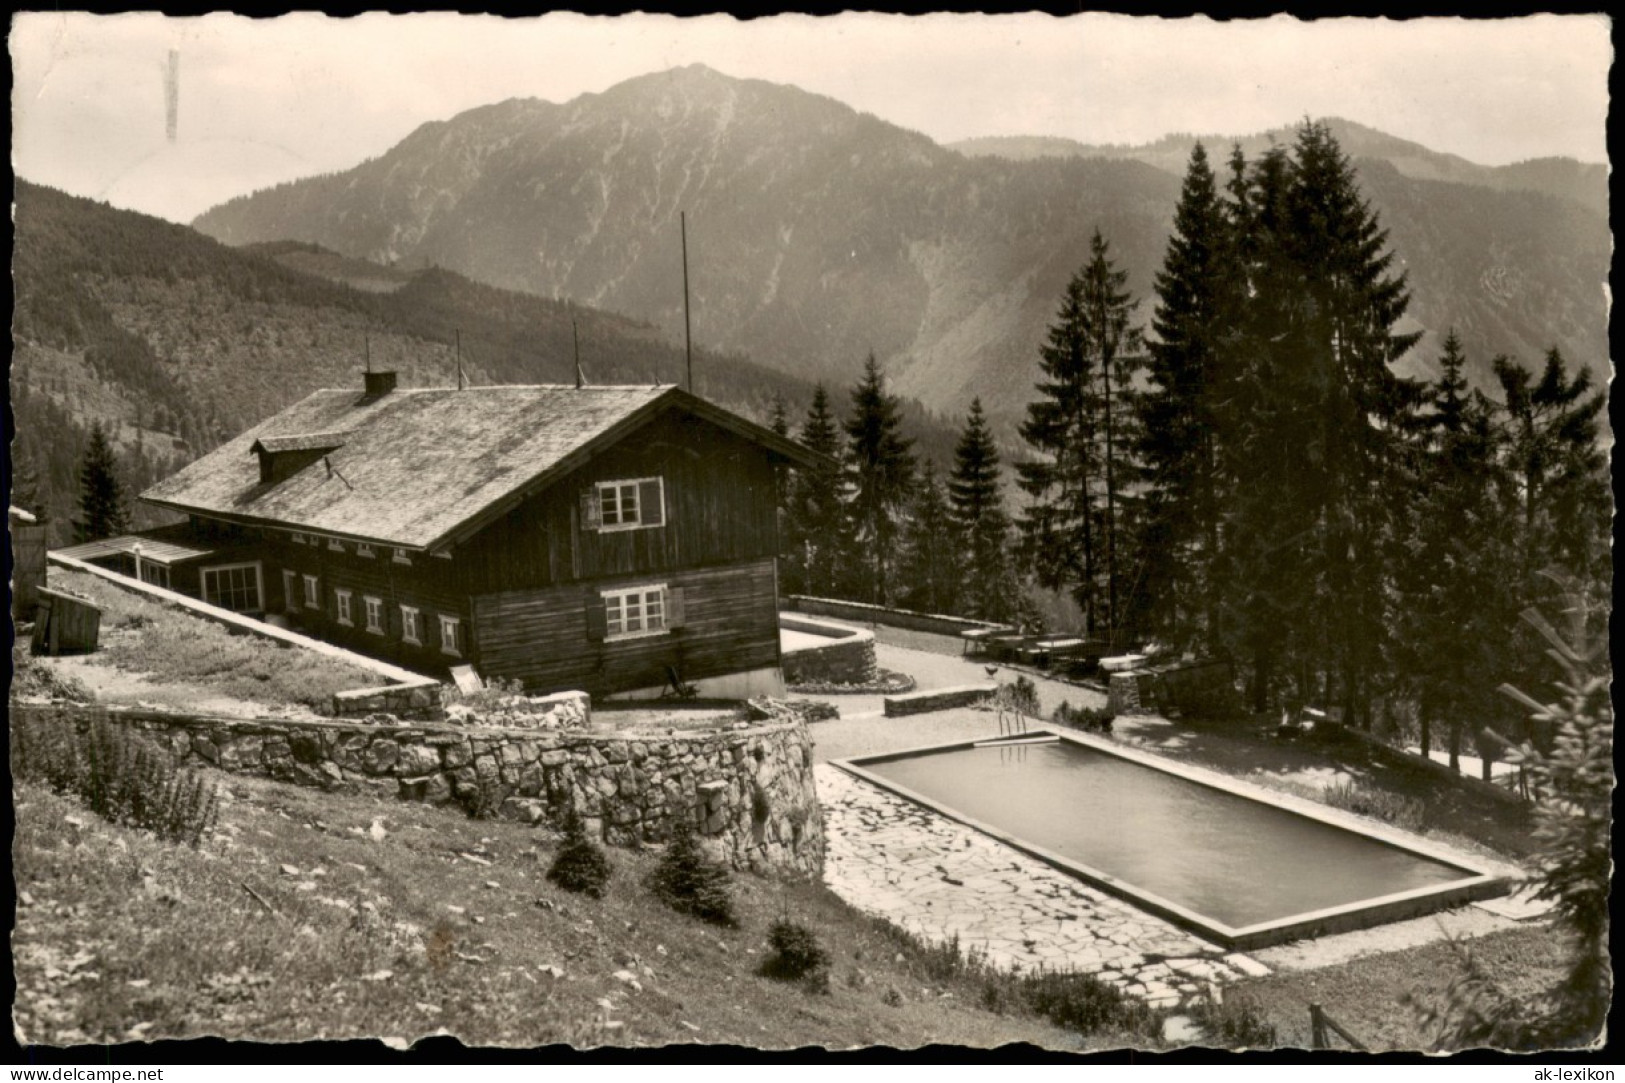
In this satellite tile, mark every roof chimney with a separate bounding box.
[363,370,398,398]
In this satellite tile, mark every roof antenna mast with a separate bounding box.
[681,210,693,393]
[572,307,585,390]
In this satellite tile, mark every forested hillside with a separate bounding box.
[12,182,965,546]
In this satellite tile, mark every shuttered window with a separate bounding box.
[582,477,665,533]
[588,584,685,642]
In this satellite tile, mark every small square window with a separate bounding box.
[439,615,462,656]
[327,538,345,552]
[393,549,413,565]
[335,589,353,626]
[602,584,668,640]
[357,544,376,559]
[364,596,384,635]
[302,574,320,609]
[291,532,307,546]
[400,605,422,645]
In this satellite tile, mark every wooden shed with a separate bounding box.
[10,505,48,621]
[31,586,104,655]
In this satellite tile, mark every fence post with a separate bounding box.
[1309,1003,1327,1050]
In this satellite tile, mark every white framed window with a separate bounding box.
[602,584,668,640]
[364,596,384,635]
[282,569,298,609]
[393,548,413,565]
[439,614,462,657]
[302,573,321,609]
[291,532,307,546]
[357,544,376,559]
[400,605,422,645]
[335,589,353,626]
[588,477,666,532]
[327,537,345,552]
[202,562,263,613]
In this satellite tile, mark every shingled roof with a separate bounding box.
[143,383,820,551]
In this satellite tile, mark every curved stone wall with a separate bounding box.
[11,702,823,877]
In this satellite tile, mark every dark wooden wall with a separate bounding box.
[450,411,781,597]
[263,539,470,674]
[472,557,780,696]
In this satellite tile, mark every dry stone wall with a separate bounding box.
[12,702,823,877]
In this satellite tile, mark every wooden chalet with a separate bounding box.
[89,372,822,698]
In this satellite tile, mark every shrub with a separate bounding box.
[1052,700,1115,733]
[1320,779,1428,833]
[762,919,830,985]
[1188,992,1278,1049]
[12,714,218,847]
[1160,679,1245,721]
[1007,675,1040,718]
[648,817,737,927]
[1017,969,1156,1038]
[546,807,612,898]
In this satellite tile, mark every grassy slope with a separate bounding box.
[11,774,1090,1052]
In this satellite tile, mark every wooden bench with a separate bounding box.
[883,683,998,717]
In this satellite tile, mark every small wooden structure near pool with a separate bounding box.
[31,586,104,655]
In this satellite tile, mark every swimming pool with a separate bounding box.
[837,731,1509,949]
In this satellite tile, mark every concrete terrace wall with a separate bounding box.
[12,702,823,877]
[779,614,876,686]
[46,552,445,720]
[786,595,1005,638]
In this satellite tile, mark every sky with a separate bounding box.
[10,12,1613,225]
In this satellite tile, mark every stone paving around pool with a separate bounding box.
[818,764,1266,1008]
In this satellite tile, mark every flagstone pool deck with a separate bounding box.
[801,637,1536,1005]
[817,763,1259,1007]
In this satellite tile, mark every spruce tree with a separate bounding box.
[1077,229,1142,643]
[1393,332,1518,773]
[1018,266,1104,632]
[74,423,128,543]
[1137,142,1242,648]
[843,354,916,606]
[1491,348,1608,584]
[949,399,1018,622]
[786,385,850,598]
[898,461,961,615]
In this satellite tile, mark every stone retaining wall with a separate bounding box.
[13,702,823,877]
[331,680,447,722]
[779,614,877,686]
[786,595,1005,638]
[883,683,997,717]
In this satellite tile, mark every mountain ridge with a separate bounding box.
[192,66,1609,424]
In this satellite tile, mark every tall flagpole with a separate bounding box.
[681,211,693,393]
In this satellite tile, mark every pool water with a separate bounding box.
[860,740,1476,929]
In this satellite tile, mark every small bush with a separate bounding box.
[1321,779,1428,833]
[1017,969,1156,1038]
[762,919,831,984]
[1160,679,1245,721]
[12,714,218,847]
[1188,992,1278,1049]
[546,807,612,898]
[1053,701,1116,733]
[648,817,737,927]
[1008,676,1041,718]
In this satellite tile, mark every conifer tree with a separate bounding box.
[1394,331,1518,773]
[1018,265,1104,631]
[843,354,916,606]
[785,385,850,598]
[1137,142,1242,647]
[74,423,128,543]
[949,398,1018,622]
[898,461,961,615]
